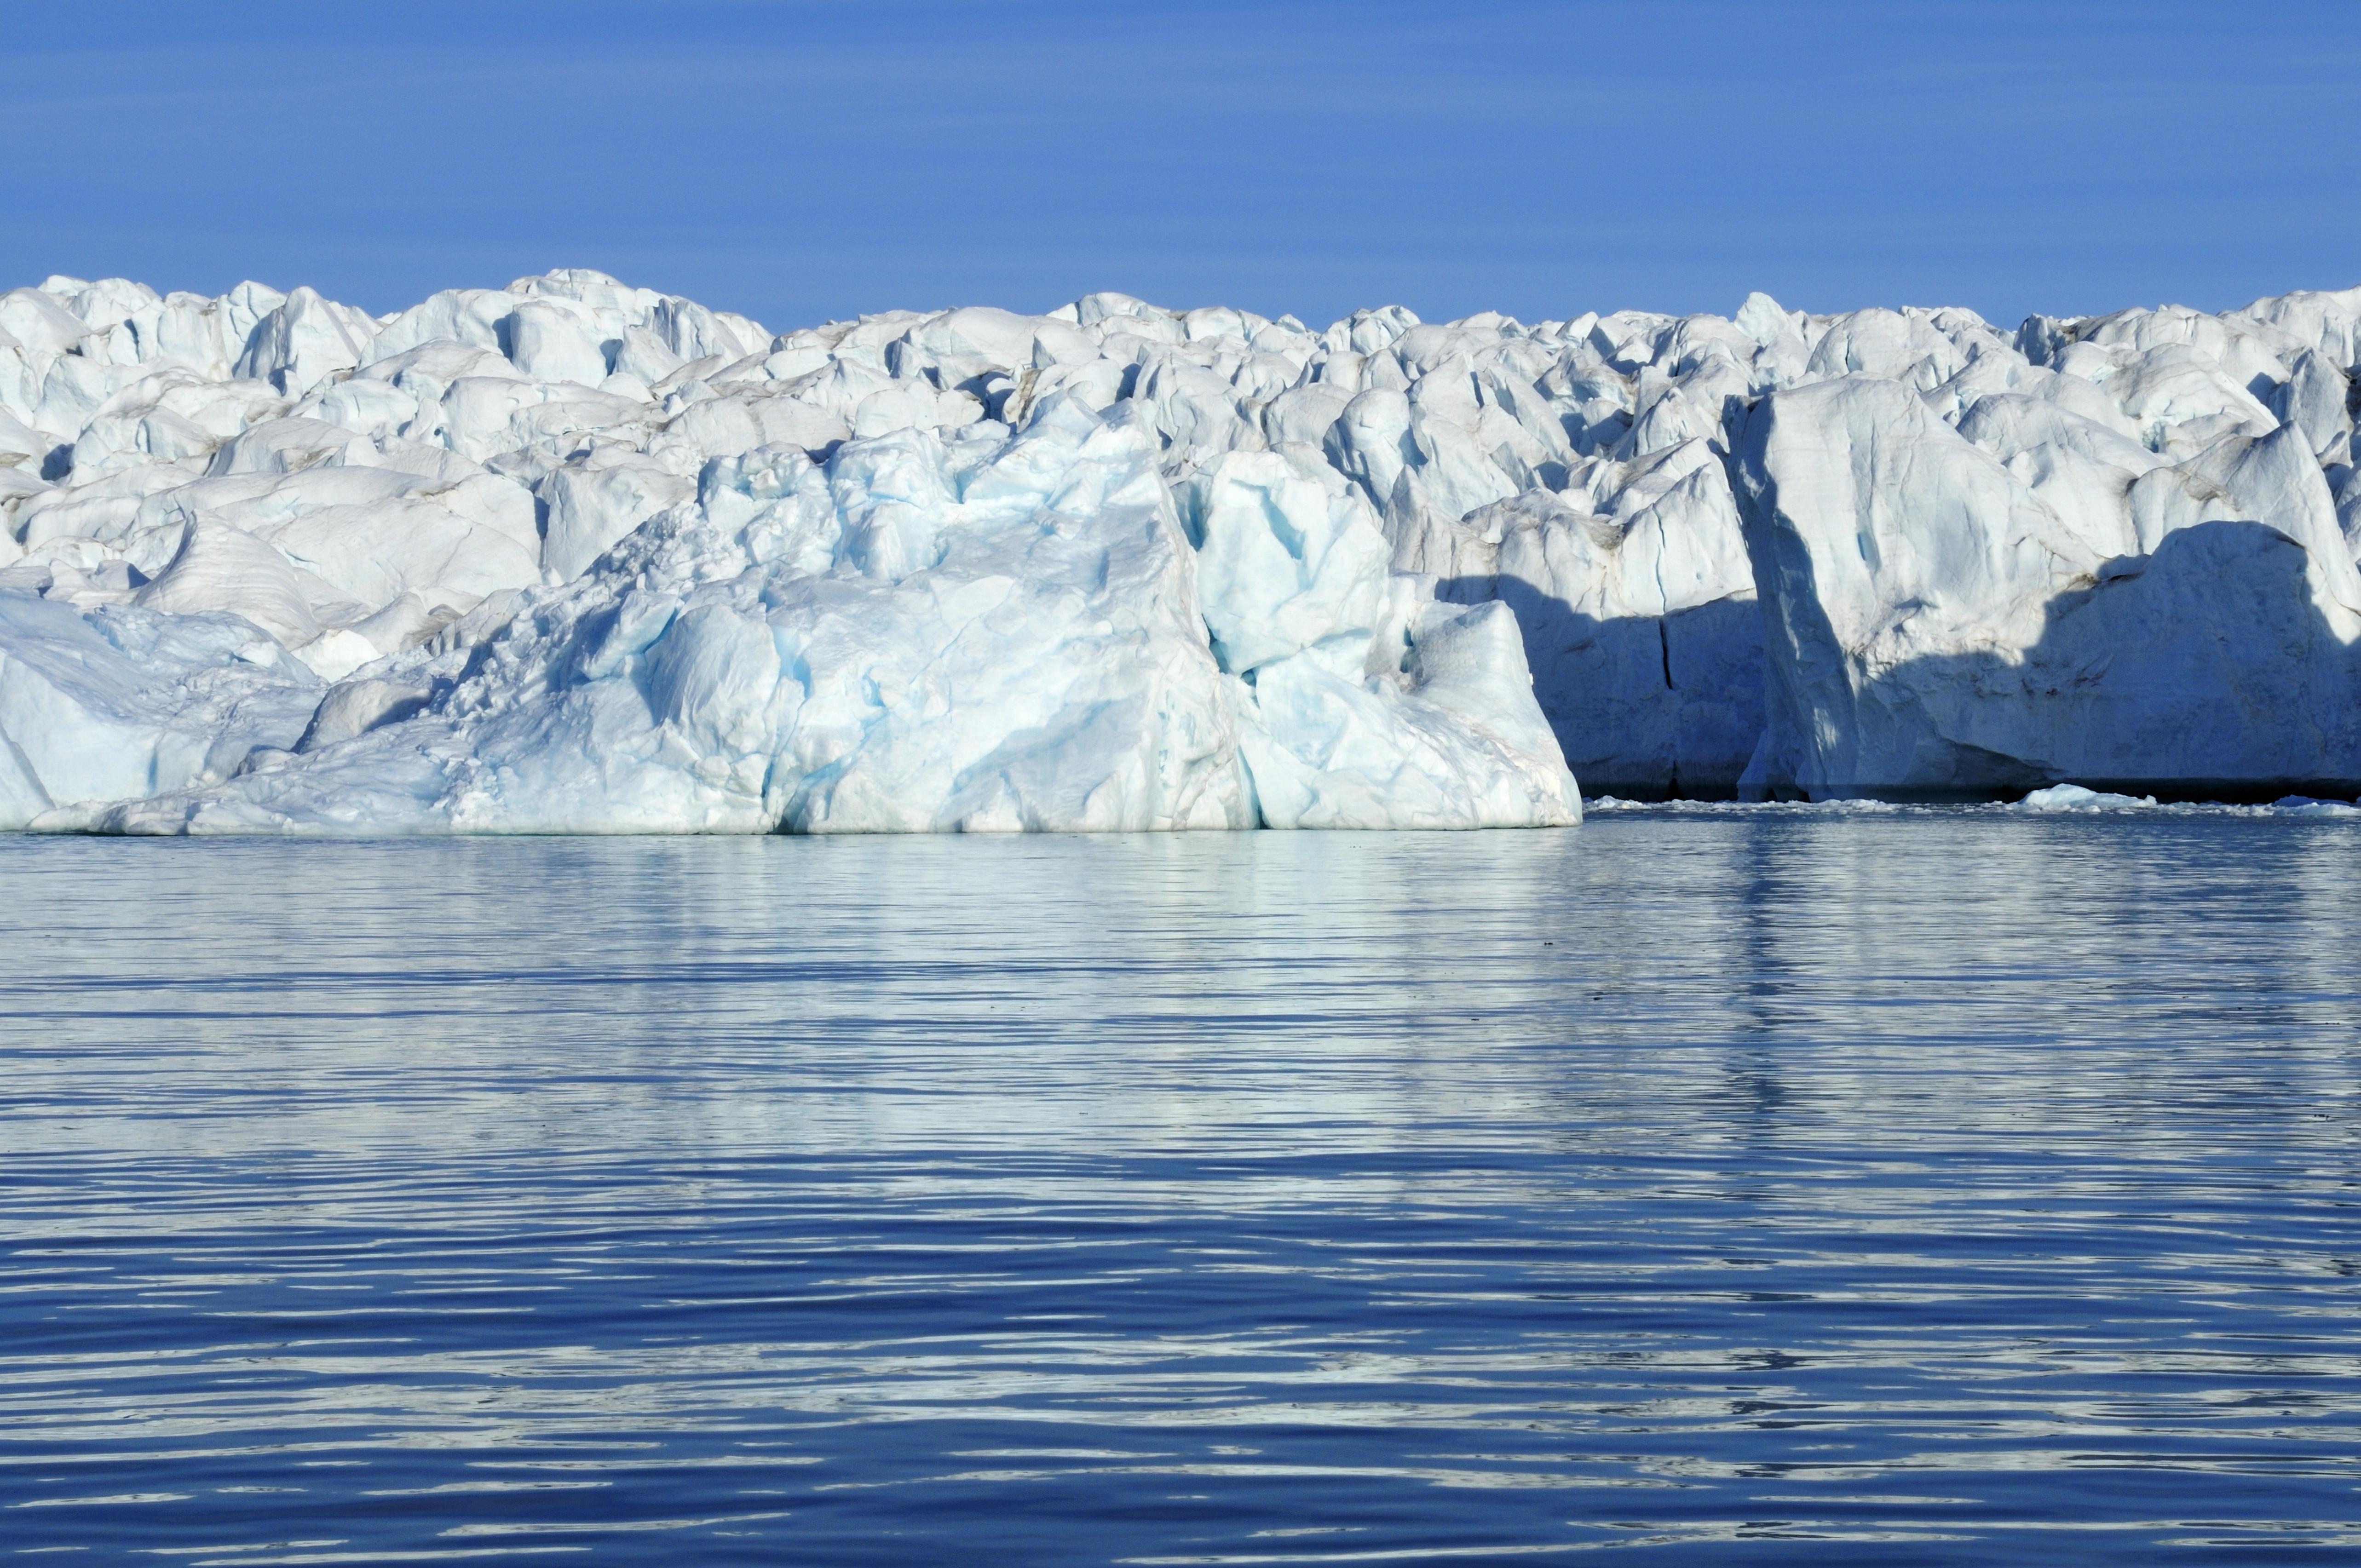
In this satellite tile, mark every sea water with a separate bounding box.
[1,816,2357,1565]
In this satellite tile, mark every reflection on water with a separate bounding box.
[1,818,2358,1565]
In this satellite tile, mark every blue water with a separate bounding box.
[2,817,2358,1565]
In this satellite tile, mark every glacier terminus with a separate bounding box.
[4,269,2360,833]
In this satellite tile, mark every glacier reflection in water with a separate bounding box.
[2,818,2359,1566]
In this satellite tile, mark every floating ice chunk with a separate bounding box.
[2269,794,2361,816]
[2013,783,2159,813]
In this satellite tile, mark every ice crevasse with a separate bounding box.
[7,267,2361,832]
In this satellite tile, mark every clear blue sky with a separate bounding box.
[9,0,2356,333]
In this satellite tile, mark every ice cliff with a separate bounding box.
[0,275,1577,833]
[3,268,2360,833]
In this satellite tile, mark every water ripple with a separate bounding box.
[2,820,2359,1563]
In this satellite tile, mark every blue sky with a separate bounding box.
[8,0,2357,332]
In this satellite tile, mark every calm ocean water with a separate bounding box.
[2,816,2357,1565]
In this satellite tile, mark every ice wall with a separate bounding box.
[5,265,2361,829]
[1735,303,2361,799]
[0,275,1579,833]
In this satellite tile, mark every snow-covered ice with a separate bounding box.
[4,268,2361,833]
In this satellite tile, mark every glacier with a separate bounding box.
[2,268,2359,833]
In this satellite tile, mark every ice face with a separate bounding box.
[1735,357,2361,801]
[0,291,1578,835]
[6,268,2361,829]
[0,593,318,828]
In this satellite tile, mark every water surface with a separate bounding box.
[2,817,2358,1564]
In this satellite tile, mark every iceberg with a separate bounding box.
[6,267,2361,832]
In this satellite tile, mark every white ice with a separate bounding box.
[0,275,1583,833]
[6,267,2361,832]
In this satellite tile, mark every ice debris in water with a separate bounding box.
[2270,795,2361,816]
[7,268,2361,833]
[2015,784,2361,817]
[2014,783,2162,813]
